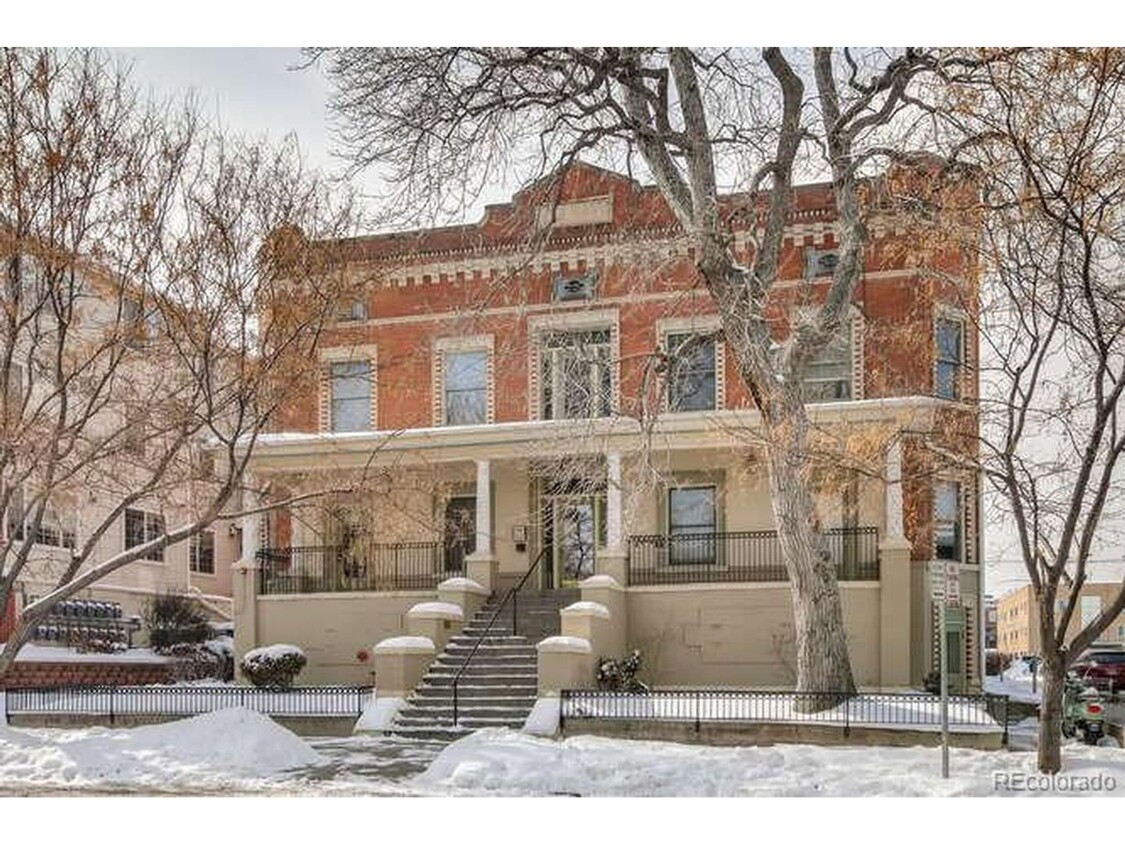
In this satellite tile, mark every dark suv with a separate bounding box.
[1070,650,1125,697]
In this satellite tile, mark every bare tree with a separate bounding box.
[0,48,357,677]
[310,47,966,701]
[940,47,1125,772]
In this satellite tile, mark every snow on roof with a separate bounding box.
[372,636,435,654]
[0,644,173,664]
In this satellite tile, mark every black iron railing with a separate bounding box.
[4,684,372,723]
[452,546,550,726]
[560,689,1010,744]
[256,543,451,594]
[626,526,879,586]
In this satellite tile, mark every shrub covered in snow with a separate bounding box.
[240,644,307,688]
[144,592,210,652]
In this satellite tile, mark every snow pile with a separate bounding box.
[522,698,560,736]
[0,708,323,789]
[0,643,172,664]
[354,694,404,732]
[417,728,1125,797]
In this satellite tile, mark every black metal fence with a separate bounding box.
[257,543,453,594]
[4,684,372,722]
[560,689,1009,743]
[627,527,879,586]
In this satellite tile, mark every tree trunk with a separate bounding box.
[1037,653,1065,774]
[763,397,857,710]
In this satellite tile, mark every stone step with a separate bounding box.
[426,662,537,673]
[394,714,528,729]
[384,725,475,742]
[422,674,538,688]
[398,704,533,720]
[407,693,537,708]
[414,683,538,698]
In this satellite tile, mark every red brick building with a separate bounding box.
[235,162,982,692]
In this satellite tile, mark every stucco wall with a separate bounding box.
[625,583,882,688]
[254,591,432,685]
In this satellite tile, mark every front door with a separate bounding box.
[443,496,476,573]
[552,497,601,586]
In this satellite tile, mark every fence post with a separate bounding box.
[559,689,567,734]
[694,690,701,734]
[1002,695,1010,747]
[843,694,850,738]
[109,686,115,726]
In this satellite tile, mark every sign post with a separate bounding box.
[931,560,961,780]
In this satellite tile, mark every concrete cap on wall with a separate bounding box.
[536,635,592,654]
[579,574,622,590]
[437,577,489,595]
[372,636,436,654]
[560,601,611,619]
[406,601,465,621]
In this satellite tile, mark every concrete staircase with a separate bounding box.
[385,589,578,742]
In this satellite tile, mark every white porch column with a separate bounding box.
[240,480,262,562]
[474,459,491,557]
[885,440,904,539]
[606,451,623,551]
[466,459,498,592]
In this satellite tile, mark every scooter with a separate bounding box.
[1061,672,1107,745]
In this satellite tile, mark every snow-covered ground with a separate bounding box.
[984,660,1042,704]
[567,692,1002,733]
[0,710,1120,796]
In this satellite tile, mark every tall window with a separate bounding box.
[1080,595,1102,628]
[330,361,372,432]
[935,316,964,400]
[190,531,216,574]
[668,485,717,564]
[444,350,488,425]
[541,329,612,420]
[800,322,852,402]
[934,480,962,562]
[667,333,716,411]
[125,508,167,562]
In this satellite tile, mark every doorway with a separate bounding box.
[443,496,476,573]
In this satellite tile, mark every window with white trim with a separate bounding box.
[540,329,612,420]
[443,350,488,425]
[800,321,852,402]
[934,480,962,562]
[190,530,216,574]
[125,508,166,562]
[935,316,964,400]
[329,361,372,432]
[666,333,717,411]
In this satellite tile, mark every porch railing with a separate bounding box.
[626,526,879,586]
[256,543,452,595]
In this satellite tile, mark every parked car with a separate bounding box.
[1070,649,1125,697]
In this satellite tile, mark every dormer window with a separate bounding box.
[804,248,839,279]
[336,299,368,322]
[552,272,597,303]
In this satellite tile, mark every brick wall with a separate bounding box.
[1,660,176,689]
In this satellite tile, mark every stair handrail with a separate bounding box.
[452,546,550,726]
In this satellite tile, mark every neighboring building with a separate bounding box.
[1,259,238,645]
[233,162,983,692]
[997,582,1125,656]
[984,594,998,650]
